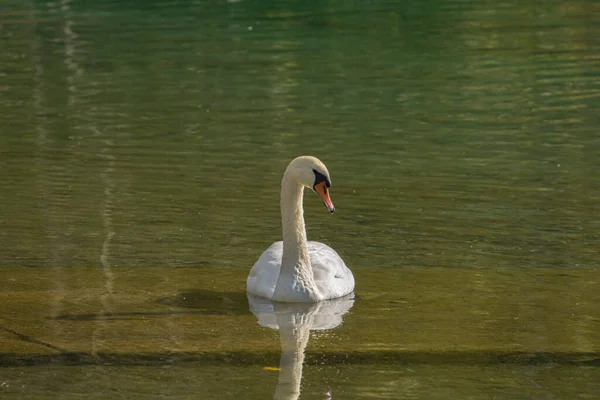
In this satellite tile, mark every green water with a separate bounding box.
[1,0,599,398]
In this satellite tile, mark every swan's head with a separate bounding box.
[286,156,335,214]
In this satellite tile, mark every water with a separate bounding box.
[1,0,599,398]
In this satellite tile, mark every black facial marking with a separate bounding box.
[313,169,331,190]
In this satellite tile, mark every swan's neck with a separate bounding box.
[275,173,319,300]
[281,178,310,268]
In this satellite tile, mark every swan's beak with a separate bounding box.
[314,181,335,214]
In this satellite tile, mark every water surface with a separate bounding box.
[0,0,599,398]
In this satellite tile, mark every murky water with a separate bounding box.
[1,0,599,398]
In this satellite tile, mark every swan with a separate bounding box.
[246,156,355,303]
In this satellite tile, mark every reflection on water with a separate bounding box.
[0,0,599,398]
[248,294,354,400]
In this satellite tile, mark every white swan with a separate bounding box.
[247,156,355,303]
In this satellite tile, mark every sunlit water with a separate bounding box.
[0,0,599,398]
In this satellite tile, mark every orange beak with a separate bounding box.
[314,181,335,214]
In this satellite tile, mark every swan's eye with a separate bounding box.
[312,169,330,189]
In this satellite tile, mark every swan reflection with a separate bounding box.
[248,294,354,400]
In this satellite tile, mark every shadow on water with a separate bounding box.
[50,289,252,321]
[1,349,598,368]
[157,288,252,315]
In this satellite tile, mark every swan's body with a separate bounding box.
[247,156,354,303]
[248,241,354,302]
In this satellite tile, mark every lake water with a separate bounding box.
[0,0,599,399]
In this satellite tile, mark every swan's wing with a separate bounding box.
[248,241,354,301]
[308,241,355,299]
[246,241,283,300]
